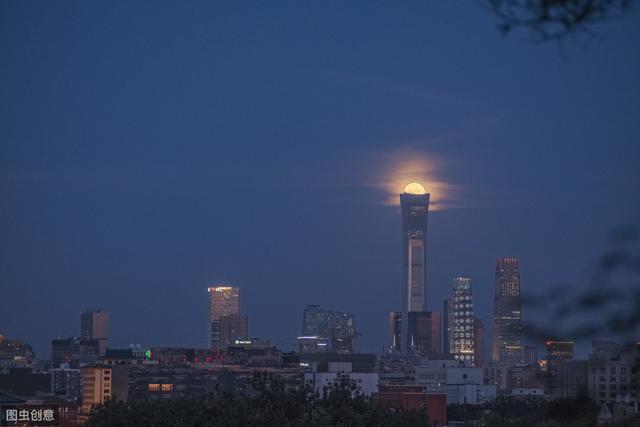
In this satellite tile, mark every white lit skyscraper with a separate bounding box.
[448,276,475,364]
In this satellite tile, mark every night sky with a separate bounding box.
[2,2,639,359]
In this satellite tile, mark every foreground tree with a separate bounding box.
[486,0,636,41]
[449,396,600,427]
[86,373,431,427]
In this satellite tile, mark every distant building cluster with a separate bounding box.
[389,184,515,371]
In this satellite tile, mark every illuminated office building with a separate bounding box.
[492,257,524,364]
[207,286,240,348]
[400,183,430,353]
[449,276,476,364]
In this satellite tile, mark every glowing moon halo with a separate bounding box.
[403,182,427,195]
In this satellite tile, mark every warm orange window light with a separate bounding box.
[148,384,160,392]
[207,286,233,293]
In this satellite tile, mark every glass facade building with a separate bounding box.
[51,337,101,369]
[208,286,240,349]
[302,305,356,353]
[220,314,248,347]
[407,311,441,357]
[80,310,108,356]
[492,257,524,364]
[400,185,430,353]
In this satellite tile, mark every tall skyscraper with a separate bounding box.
[400,183,430,353]
[80,310,108,356]
[302,305,356,353]
[492,257,524,365]
[448,276,475,364]
[208,286,240,349]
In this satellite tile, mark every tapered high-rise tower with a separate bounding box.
[492,257,524,364]
[400,183,430,353]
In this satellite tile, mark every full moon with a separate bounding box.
[403,182,426,195]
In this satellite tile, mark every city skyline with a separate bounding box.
[2,2,639,425]
[2,181,538,363]
[1,187,633,359]
[0,183,541,368]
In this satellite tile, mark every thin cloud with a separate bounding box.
[339,143,465,211]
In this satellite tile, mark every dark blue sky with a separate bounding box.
[2,2,639,358]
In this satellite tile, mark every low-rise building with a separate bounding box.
[372,385,447,426]
[511,387,546,398]
[0,336,35,370]
[0,368,51,397]
[304,361,378,396]
[51,366,81,403]
[484,363,510,390]
[587,358,638,406]
[297,336,329,353]
[555,342,639,406]
[556,360,588,399]
[300,352,377,373]
[415,360,496,404]
[51,337,100,369]
[81,366,111,415]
